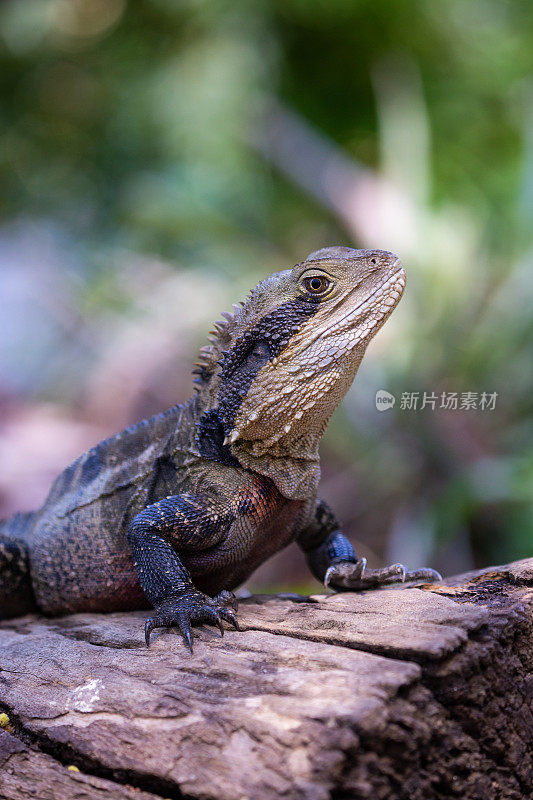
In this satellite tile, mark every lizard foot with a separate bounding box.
[324,558,442,592]
[144,589,240,650]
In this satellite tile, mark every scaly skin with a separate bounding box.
[0,246,440,650]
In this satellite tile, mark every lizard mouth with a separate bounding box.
[336,266,405,344]
[355,264,405,313]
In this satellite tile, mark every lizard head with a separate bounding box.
[195,246,405,497]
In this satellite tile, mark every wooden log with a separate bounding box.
[0,558,531,800]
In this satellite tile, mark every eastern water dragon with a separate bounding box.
[0,246,440,649]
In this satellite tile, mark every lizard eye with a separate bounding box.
[302,275,331,296]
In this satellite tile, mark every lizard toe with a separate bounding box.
[212,590,240,630]
[200,605,225,637]
[144,608,194,651]
[326,560,442,592]
[213,590,238,611]
[144,589,241,648]
[219,607,240,630]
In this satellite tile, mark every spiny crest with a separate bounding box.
[191,303,241,390]
[192,272,288,391]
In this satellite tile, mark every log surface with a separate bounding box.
[0,559,532,800]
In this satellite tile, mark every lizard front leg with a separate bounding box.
[127,494,239,650]
[298,500,441,591]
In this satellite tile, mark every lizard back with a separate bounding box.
[27,399,201,613]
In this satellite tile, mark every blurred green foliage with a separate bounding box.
[2,0,532,259]
[1,0,532,579]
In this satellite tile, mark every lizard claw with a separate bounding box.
[219,607,240,630]
[144,589,240,649]
[325,560,442,592]
[213,591,240,630]
[325,557,367,587]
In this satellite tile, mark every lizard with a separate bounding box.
[0,246,440,650]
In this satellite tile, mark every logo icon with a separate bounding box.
[375,390,395,411]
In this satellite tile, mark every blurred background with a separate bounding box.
[1,0,532,593]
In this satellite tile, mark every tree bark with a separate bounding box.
[0,558,531,800]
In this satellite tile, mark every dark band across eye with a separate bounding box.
[302,275,331,295]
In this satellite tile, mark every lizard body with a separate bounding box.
[0,247,439,648]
